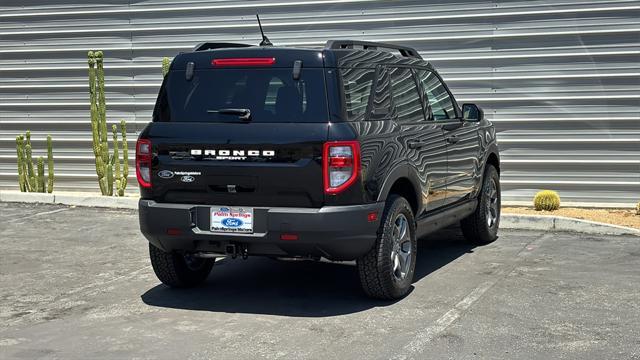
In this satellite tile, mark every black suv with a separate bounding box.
[138,40,500,299]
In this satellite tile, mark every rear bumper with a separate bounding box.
[139,199,384,260]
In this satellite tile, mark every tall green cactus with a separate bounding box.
[25,131,36,191]
[88,50,129,196]
[15,131,54,193]
[162,57,171,77]
[37,157,45,193]
[47,135,54,193]
[120,120,129,191]
[112,123,128,197]
[15,136,26,192]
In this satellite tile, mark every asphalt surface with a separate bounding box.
[1,202,639,360]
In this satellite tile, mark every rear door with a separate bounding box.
[387,66,448,214]
[147,62,329,208]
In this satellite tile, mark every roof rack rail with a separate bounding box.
[324,40,422,59]
[193,42,253,52]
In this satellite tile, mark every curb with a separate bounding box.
[0,190,137,210]
[500,214,639,236]
[1,190,638,236]
[502,200,636,209]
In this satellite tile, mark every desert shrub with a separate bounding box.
[533,190,561,211]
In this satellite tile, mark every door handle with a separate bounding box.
[442,121,463,131]
[445,135,459,144]
[408,140,428,149]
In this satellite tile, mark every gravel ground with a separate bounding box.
[503,207,640,230]
[1,202,639,359]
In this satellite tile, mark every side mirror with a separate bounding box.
[462,103,483,122]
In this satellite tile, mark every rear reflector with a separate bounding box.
[212,57,276,67]
[367,212,378,222]
[280,233,299,241]
[166,228,182,236]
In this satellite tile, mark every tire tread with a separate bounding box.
[149,243,214,288]
[461,164,500,245]
[357,195,416,299]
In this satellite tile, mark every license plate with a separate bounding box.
[210,206,253,233]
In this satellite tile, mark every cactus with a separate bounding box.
[533,190,561,211]
[24,131,37,191]
[162,57,171,77]
[15,131,54,193]
[111,123,128,197]
[120,120,129,190]
[37,157,45,193]
[88,50,110,195]
[88,50,129,196]
[47,135,54,193]
[15,136,26,192]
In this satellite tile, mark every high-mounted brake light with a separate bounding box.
[212,57,276,67]
[323,141,360,195]
[136,139,152,188]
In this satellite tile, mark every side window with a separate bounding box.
[416,69,456,121]
[389,67,425,123]
[369,66,391,120]
[340,68,375,121]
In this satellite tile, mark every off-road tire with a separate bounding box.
[149,243,214,288]
[461,164,500,245]
[357,195,417,299]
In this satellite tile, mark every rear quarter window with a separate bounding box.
[339,68,375,121]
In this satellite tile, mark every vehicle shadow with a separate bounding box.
[140,226,475,317]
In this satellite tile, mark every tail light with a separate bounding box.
[212,57,276,67]
[136,139,152,188]
[323,141,360,195]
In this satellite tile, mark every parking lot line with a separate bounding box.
[6,207,69,223]
[396,233,552,359]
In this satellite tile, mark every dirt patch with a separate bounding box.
[502,207,640,230]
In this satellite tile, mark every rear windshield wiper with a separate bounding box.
[207,108,251,121]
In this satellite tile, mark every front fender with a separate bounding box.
[471,141,500,199]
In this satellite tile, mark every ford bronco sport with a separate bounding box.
[138,40,500,299]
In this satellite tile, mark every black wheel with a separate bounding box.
[149,243,215,288]
[357,195,417,299]
[461,164,500,245]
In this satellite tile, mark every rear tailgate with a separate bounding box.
[145,122,327,207]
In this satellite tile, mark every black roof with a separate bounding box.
[174,40,430,69]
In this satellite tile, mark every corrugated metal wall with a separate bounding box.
[1,0,639,204]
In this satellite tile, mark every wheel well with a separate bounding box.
[388,178,419,215]
[486,152,500,174]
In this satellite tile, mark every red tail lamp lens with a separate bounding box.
[136,139,152,188]
[323,141,360,195]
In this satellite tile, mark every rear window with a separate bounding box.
[154,68,328,123]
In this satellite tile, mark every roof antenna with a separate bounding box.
[256,14,273,46]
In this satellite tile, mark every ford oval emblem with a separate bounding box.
[157,170,174,179]
[221,218,243,228]
[181,175,195,183]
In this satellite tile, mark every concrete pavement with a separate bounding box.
[1,202,639,359]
